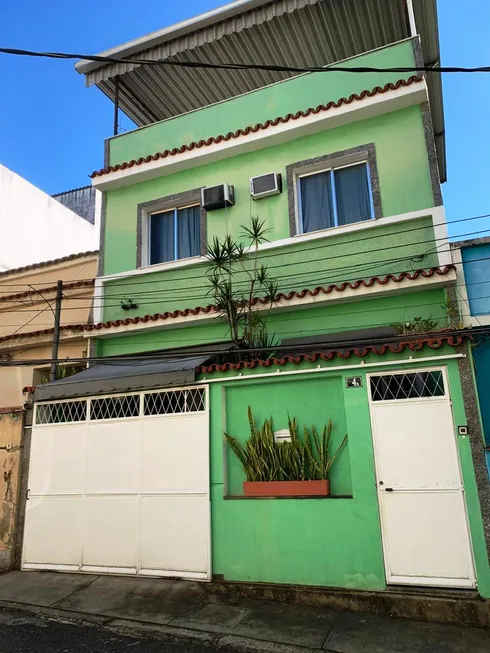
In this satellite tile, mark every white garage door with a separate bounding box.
[22,386,210,580]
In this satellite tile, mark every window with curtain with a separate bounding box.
[298,163,373,234]
[149,205,201,264]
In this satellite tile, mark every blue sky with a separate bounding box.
[1,1,489,239]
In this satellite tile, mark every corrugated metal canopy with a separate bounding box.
[34,341,237,400]
[76,0,445,181]
[34,356,209,401]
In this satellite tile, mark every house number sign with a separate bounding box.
[345,377,363,388]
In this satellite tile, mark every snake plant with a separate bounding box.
[225,407,347,482]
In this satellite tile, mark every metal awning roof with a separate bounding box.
[75,0,446,182]
[34,341,236,401]
[34,356,208,401]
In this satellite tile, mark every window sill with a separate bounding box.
[137,255,206,274]
[293,218,376,241]
[224,494,353,500]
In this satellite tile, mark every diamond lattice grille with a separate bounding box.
[370,371,445,402]
[90,395,140,420]
[144,388,205,416]
[35,401,87,425]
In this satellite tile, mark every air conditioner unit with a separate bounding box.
[201,184,235,211]
[250,173,282,200]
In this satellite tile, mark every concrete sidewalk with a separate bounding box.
[0,572,488,653]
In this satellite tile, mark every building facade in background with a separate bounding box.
[0,165,100,271]
[0,251,98,571]
[17,1,490,601]
[452,237,490,477]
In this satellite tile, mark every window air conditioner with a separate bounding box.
[201,184,235,211]
[250,173,282,200]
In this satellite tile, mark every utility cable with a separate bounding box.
[0,210,488,290]
[1,46,490,75]
[0,325,485,368]
[5,247,490,314]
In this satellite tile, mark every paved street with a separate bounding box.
[0,572,489,653]
[0,607,217,653]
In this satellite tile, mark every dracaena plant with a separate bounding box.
[206,217,279,353]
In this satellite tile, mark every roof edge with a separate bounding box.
[75,0,272,75]
[0,251,98,280]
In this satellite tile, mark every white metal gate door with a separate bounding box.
[22,386,210,579]
[368,368,475,588]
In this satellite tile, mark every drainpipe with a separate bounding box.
[406,0,417,37]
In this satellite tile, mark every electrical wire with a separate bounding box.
[1,46,490,75]
[0,281,490,326]
[0,325,485,368]
[0,210,488,291]
[0,221,484,308]
[4,247,490,314]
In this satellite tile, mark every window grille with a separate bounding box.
[35,401,87,425]
[370,371,445,402]
[90,395,140,420]
[144,388,205,416]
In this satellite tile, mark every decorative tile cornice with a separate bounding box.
[198,334,467,374]
[85,265,455,333]
[91,77,423,179]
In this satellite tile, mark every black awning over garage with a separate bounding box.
[34,342,236,401]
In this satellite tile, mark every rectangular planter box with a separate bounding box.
[243,480,330,497]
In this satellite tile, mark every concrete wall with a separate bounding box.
[0,340,89,409]
[0,410,23,571]
[0,165,100,271]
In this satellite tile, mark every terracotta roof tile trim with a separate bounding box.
[85,266,455,332]
[91,76,423,178]
[0,406,24,414]
[197,335,466,374]
[0,279,95,303]
[0,251,98,279]
[0,324,85,345]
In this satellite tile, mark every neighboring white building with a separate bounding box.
[0,164,100,271]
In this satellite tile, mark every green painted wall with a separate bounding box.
[103,105,434,280]
[210,372,385,589]
[108,40,417,166]
[224,376,352,496]
[206,350,490,594]
[103,213,437,324]
[98,288,446,357]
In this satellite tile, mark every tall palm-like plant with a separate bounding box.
[206,217,279,352]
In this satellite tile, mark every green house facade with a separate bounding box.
[26,1,490,600]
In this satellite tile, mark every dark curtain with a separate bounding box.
[335,163,372,226]
[150,210,175,264]
[299,171,334,233]
[177,206,201,259]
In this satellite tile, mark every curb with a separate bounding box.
[0,601,333,653]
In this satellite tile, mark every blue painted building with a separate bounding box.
[453,238,490,477]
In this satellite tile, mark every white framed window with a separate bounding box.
[297,162,375,235]
[148,204,201,265]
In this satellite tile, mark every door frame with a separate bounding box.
[366,365,476,588]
